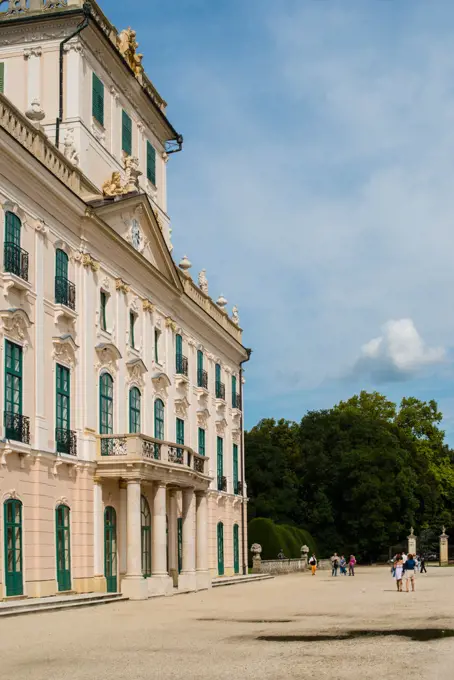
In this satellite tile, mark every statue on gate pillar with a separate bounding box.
[440,527,449,567]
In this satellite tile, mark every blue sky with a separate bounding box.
[108,1,454,441]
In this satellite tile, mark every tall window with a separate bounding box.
[99,373,113,450]
[215,363,224,399]
[197,350,206,388]
[233,443,239,494]
[55,249,74,309]
[147,140,156,185]
[198,427,206,456]
[4,499,23,596]
[129,387,141,434]
[100,291,108,331]
[154,328,160,363]
[122,110,132,156]
[217,436,224,491]
[4,340,23,442]
[0,62,4,94]
[92,73,104,126]
[129,311,136,349]
[233,524,240,575]
[56,505,71,592]
[176,417,184,461]
[232,374,238,408]
[56,364,71,454]
[4,211,27,281]
[141,495,151,577]
[154,399,164,440]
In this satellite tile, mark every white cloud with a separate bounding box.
[352,319,445,382]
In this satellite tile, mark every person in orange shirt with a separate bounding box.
[309,554,317,575]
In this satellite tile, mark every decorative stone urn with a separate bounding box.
[301,544,309,568]
[251,543,262,574]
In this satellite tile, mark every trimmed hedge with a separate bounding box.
[248,517,317,563]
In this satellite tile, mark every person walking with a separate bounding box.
[348,555,356,576]
[420,554,427,574]
[402,551,407,564]
[403,553,416,592]
[339,555,347,575]
[394,554,404,592]
[309,554,317,576]
[331,553,339,577]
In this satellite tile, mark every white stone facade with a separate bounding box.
[0,0,248,600]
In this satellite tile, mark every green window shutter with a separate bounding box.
[100,291,107,331]
[197,350,204,387]
[232,375,237,408]
[122,110,132,155]
[233,524,239,574]
[5,211,21,246]
[176,417,185,445]
[233,444,238,494]
[129,312,135,349]
[5,340,22,417]
[198,427,205,456]
[99,373,113,435]
[92,73,104,126]
[154,328,159,363]
[0,63,4,94]
[147,141,156,185]
[217,436,223,490]
[215,363,221,384]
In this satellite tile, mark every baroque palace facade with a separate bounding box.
[0,0,249,600]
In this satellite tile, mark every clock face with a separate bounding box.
[131,219,142,250]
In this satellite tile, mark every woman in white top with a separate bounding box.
[394,555,404,592]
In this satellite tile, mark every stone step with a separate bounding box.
[0,593,128,618]
[212,574,274,588]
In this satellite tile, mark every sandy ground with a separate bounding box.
[1,567,454,680]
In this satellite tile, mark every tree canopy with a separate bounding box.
[245,391,454,560]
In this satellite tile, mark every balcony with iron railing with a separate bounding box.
[237,480,244,495]
[232,393,242,410]
[4,242,29,282]
[197,368,208,390]
[4,411,30,444]
[56,428,77,456]
[176,354,188,377]
[55,276,76,311]
[96,434,210,484]
[215,381,226,401]
[217,475,227,492]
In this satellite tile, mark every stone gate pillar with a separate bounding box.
[407,527,417,555]
[251,543,262,574]
[440,528,449,567]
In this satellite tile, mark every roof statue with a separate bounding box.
[117,27,144,78]
[231,306,240,325]
[102,172,123,197]
[102,156,142,197]
[198,269,208,295]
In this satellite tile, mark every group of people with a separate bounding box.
[391,552,426,592]
[307,553,356,576]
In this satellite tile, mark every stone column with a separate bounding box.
[122,479,148,599]
[179,487,197,592]
[196,491,211,590]
[440,528,449,567]
[168,489,178,587]
[407,527,417,556]
[119,481,127,576]
[93,479,106,592]
[150,483,173,596]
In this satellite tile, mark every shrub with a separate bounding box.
[248,517,317,564]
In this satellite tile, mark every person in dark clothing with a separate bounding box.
[403,554,416,592]
[420,555,427,574]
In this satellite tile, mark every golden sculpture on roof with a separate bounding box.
[102,171,123,197]
[117,27,144,77]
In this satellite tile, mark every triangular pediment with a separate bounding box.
[89,194,183,292]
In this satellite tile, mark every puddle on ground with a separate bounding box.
[198,618,293,624]
[257,629,454,643]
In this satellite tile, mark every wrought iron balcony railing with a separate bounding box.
[215,381,225,400]
[4,411,30,444]
[97,434,207,476]
[56,428,77,456]
[197,368,208,389]
[232,393,242,410]
[176,354,188,376]
[218,475,227,492]
[55,276,76,310]
[4,242,29,281]
[237,480,244,495]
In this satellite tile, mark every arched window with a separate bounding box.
[4,211,25,279]
[129,387,141,434]
[56,505,71,591]
[154,399,164,440]
[100,373,113,456]
[4,498,23,596]
[141,495,151,577]
[217,522,224,576]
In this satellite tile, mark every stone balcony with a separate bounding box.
[96,434,211,490]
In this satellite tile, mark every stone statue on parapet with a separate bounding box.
[102,156,142,197]
[198,269,208,294]
[102,172,123,197]
[117,27,144,77]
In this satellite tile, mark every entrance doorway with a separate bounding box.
[56,504,71,591]
[104,506,117,593]
[4,498,23,597]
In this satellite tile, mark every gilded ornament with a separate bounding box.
[117,28,144,77]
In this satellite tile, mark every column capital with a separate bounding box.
[126,477,141,485]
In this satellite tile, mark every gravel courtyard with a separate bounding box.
[1,567,454,680]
